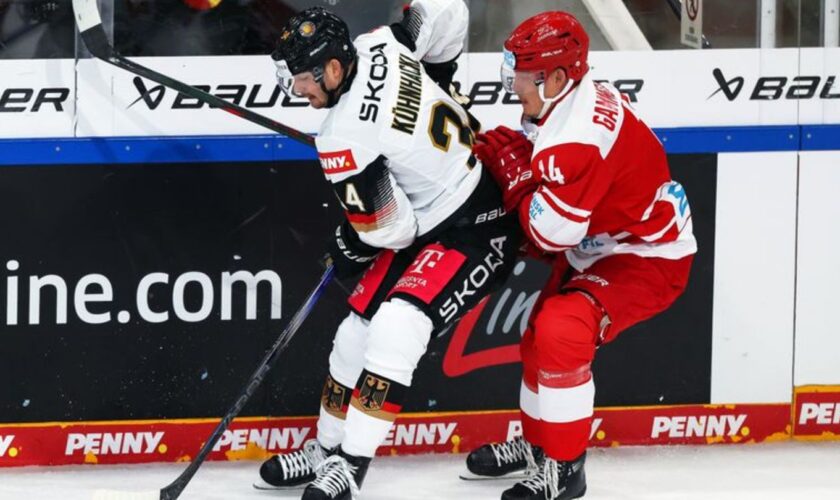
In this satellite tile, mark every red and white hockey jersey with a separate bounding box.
[520,74,697,271]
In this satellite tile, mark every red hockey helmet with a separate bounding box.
[501,11,590,93]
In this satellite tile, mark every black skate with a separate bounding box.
[254,439,334,490]
[461,436,544,480]
[301,448,371,500]
[501,453,586,500]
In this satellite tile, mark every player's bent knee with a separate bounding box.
[533,293,601,370]
[364,298,433,386]
[328,311,370,388]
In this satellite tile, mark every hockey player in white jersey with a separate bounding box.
[257,3,521,499]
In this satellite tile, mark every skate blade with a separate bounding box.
[458,469,532,481]
[252,479,308,491]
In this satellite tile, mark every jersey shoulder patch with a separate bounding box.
[315,134,378,181]
[318,149,359,175]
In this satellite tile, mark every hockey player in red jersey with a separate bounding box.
[257,2,520,499]
[464,11,696,500]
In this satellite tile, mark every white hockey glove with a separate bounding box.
[390,0,473,108]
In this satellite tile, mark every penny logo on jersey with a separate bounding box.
[318,149,358,174]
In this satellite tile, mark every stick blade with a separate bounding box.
[71,0,113,58]
[72,0,103,32]
[92,489,160,500]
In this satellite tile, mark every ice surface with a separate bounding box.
[1,442,839,500]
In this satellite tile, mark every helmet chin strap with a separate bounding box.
[534,78,575,120]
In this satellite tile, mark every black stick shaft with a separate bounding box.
[71,3,331,497]
[74,6,314,147]
[160,265,334,500]
[113,54,315,147]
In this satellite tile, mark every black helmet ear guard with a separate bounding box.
[273,7,357,107]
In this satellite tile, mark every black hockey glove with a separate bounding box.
[390,3,425,51]
[422,59,457,93]
[327,220,381,280]
[423,59,474,111]
[390,5,473,110]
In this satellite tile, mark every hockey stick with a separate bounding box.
[71,0,315,147]
[92,263,335,500]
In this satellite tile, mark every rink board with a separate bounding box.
[0,155,717,455]
[0,403,791,467]
[6,49,838,139]
[793,386,840,440]
[1,48,840,468]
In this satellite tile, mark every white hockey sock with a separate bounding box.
[339,299,432,457]
[340,404,395,458]
[317,406,346,450]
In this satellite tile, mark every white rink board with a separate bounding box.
[75,56,329,137]
[460,49,802,130]
[795,151,840,385]
[797,48,840,125]
[1,48,839,405]
[1,48,835,137]
[69,48,830,137]
[711,152,797,404]
[0,59,76,138]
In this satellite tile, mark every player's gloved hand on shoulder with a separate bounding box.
[473,125,536,212]
[422,60,473,110]
[327,220,381,280]
[391,0,473,109]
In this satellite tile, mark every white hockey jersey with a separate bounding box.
[315,25,480,250]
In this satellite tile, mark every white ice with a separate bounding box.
[1,442,839,499]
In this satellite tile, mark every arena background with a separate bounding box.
[0,0,837,466]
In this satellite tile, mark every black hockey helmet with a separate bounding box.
[272,7,357,106]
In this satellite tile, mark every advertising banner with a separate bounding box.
[794,386,840,440]
[0,154,716,466]
[0,402,790,467]
[0,59,75,138]
[71,48,821,138]
[3,49,837,140]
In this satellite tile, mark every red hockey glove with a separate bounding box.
[473,126,536,212]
